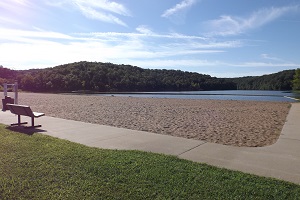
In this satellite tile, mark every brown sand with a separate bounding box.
[16,92,290,147]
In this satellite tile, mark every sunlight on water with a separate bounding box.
[96,90,299,102]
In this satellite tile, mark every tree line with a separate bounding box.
[0,62,298,92]
[292,68,300,91]
[229,69,296,91]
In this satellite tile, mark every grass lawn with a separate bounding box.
[0,124,300,199]
[293,91,300,100]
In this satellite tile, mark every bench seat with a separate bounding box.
[6,104,45,128]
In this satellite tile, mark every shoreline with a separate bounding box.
[63,90,298,103]
[15,92,291,147]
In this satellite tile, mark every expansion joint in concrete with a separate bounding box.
[177,142,208,156]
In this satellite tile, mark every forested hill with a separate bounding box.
[0,62,236,92]
[229,70,295,90]
[0,61,296,92]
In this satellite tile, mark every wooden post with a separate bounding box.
[4,83,7,97]
[3,82,18,104]
[14,81,18,104]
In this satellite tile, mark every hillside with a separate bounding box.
[1,61,236,92]
[229,70,295,90]
[0,62,296,92]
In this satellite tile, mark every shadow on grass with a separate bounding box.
[6,126,46,136]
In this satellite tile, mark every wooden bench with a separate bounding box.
[6,104,45,128]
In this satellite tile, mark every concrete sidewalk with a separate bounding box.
[1,103,300,184]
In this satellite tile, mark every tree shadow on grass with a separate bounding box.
[6,126,46,136]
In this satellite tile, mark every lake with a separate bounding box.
[95,90,300,102]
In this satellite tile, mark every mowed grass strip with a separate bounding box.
[0,124,299,199]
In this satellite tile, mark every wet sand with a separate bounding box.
[17,92,290,147]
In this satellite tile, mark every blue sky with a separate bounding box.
[0,0,300,77]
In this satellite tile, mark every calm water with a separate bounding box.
[96,90,300,102]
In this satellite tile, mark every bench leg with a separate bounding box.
[24,117,42,129]
[11,115,28,126]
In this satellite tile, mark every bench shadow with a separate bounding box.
[6,126,47,136]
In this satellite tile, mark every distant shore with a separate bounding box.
[17,92,290,147]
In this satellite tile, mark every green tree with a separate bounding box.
[292,68,300,91]
[20,74,35,91]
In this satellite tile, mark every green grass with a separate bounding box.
[0,124,300,199]
[293,90,300,100]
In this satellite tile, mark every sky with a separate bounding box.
[0,0,300,78]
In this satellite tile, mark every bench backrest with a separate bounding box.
[6,104,34,117]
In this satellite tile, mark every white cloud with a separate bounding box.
[162,0,197,18]
[3,27,298,75]
[136,25,154,35]
[10,0,28,5]
[0,0,32,17]
[188,40,242,49]
[0,27,239,70]
[79,29,207,40]
[0,0,29,7]
[75,4,127,26]
[70,0,131,16]
[260,54,284,62]
[205,5,299,36]
[0,28,72,40]
[46,0,130,26]
[237,62,300,68]
[0,16,23,26]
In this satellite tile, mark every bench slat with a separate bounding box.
[7,104,34,117]
[33,112,45,118]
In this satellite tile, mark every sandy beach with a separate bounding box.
[15,92,290,147]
